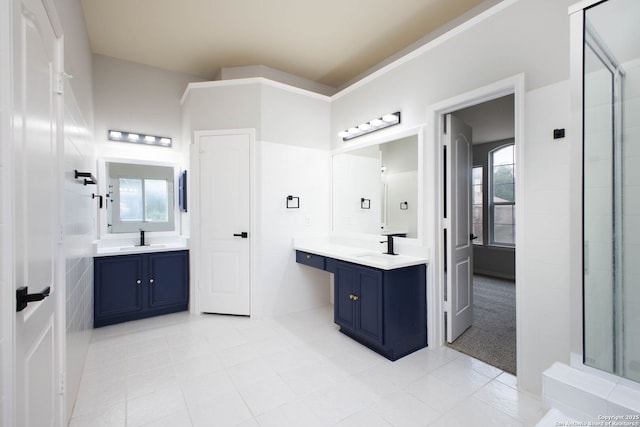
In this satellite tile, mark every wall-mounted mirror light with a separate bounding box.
[338,112,401,141]
[286,195,300,209]
[108,130,172,147]
[361,198,371,209]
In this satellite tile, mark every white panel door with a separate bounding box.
[14,0,61,425]
[197,132,251,315]
[446,114,474,343]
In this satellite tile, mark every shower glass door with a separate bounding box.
[583,0,640,382]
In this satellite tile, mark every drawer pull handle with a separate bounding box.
[136,279,141,285]
[352,295,358,301]
[149,279,155,284]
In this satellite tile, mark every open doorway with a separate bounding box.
[443,94,517,375]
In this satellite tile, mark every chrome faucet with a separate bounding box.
[380,235,397,255]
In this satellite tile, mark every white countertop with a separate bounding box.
[294,238,428,270]
[94,237,189,256]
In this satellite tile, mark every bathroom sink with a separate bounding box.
[353,251,396,259]
[119,244,166,251]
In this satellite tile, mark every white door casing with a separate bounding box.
[195,131,252,315]
[445,114,474,343]
[13,0,62,425]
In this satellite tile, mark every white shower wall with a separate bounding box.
[622,59,640,382]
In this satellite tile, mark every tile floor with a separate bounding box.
[69,305,545,427]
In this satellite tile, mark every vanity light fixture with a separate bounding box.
[108,130,172,147]
[339,112,401,141]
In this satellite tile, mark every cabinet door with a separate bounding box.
[334,262,356,331]
[147,251,189,308]
[356,267,383,344]
[94,255,144,321]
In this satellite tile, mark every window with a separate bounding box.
[107,162,175,233]
[472,166,483,245]
[118,178,168,222]
[490,144,515,245]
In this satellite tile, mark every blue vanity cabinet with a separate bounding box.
[333,260,427,361]
[147,251,190,309]
[94,254,144,323]
[94,250,189,327]
[334,261,383,345]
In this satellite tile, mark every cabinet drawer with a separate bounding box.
[296,250,326,270]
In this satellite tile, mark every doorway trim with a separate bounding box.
[189,129,257,316]
[426,73,525,378]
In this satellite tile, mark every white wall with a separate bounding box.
[62,83,96,419]
[331,0,572,145]
[521,80,571,394]
[183,80,332,317]
[256,142,331,316]
[52,0,97,421]
[93,55,202,152]
[330,0,574,395]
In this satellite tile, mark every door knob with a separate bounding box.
[233,232,248,238]
[16,286,50,312]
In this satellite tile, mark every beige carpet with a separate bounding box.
[447,275,516,375]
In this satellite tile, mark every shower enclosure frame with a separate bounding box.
[569,0,638,388]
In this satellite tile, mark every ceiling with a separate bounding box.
[81,0,488,90]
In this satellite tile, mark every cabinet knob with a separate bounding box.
[352,295,359,301]
[306,255,311,259]
[149,278,154,284]
[136,279,141,285]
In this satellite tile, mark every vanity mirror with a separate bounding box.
[332,133,419,238]
[105,162,176,233]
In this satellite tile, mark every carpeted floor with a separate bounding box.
[447,275,516,375]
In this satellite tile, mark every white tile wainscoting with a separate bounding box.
[70,306,544,426]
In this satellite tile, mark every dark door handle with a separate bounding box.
[470,234,479,240]
[233,232,248,238]
[16,286,51,312]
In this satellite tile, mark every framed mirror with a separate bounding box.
[105,161,176,234]
[332,131,420,238]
